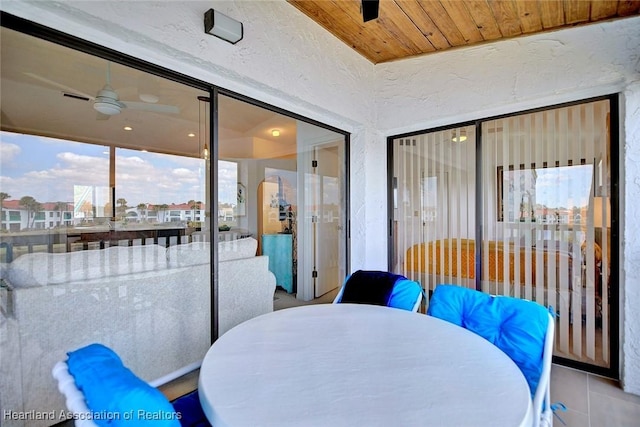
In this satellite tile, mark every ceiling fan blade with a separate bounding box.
[121,101,180,114]
[23,72,95,100]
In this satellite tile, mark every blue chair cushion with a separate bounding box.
[66,343,180,427]
[388,278,423,311]
[427,284,549,396]
[172,391,210,427]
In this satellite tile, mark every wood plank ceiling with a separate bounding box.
[288,0,640,63]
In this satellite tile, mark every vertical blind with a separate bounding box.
[393,99,611,369]
[394,127,476,295]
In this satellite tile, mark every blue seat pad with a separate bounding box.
[66,343,180,427]
[427,285,549,396]
[388,278,422,311]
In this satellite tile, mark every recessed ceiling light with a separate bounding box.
[271,129,280,137]
[188,132,196,138]
[451,129,467,143]
[124,126,133,131]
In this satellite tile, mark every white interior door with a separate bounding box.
[296,120,346,301]
[313,144,341,297]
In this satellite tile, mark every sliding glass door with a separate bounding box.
[482,100,614,371]
[393,126,476,293]
[0,19,351,426]
[216,95,348,305]
[0,24,212,426]
[391,97,617,375]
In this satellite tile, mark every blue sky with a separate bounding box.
[0,131,228,207]
[502,163,594,211]
[1,130,592,212]
[530,165,593,209]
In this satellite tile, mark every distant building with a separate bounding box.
[1,200,206,231]
[146,203,206,224]
[0,200,73,231]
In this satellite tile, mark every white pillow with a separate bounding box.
[166,237,257,266]
[7,245,167,287]
[166,242,210,267]
[218,237,257,261]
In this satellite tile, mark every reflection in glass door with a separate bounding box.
[310,143,343,297]
[0,25,213,422]
[217,96,347,305]
[393,127,477,297]
[297,122,346,300]
[391,97,617,375]
[482,100,614,371]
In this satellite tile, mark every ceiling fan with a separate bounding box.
[24,62,180,119]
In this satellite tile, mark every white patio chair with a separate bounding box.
[427,284,555,427]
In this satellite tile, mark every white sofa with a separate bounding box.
[0,237,275,427]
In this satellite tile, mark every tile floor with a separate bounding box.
[550,364,640,427]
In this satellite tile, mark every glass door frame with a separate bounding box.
[2,11,218,344]
[212,88,351,336]
[387,94,620,380]
[2,12,352,347]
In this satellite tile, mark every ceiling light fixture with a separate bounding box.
[204,9,243,44]
[198,95,210,160]
[94,94,122,115]
[188,132,196,138]
[123,126,133,131]
[271,129,280,137]
[451,129,467,143]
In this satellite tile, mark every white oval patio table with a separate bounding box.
[198,303,533,427]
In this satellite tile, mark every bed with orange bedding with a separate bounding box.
[404,238,576,288]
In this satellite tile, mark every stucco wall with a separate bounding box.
[1,0,377,269]
[1,0,639,393]
[373,17,640,395]
[623,81,640,395]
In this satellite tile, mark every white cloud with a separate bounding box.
[115,154,204,205]
[1,151,109,202]
[0,134,207,206]
[0,142,20,166]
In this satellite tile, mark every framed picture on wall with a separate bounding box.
[497,164,537,223]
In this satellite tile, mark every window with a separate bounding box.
[498,161,592,224]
